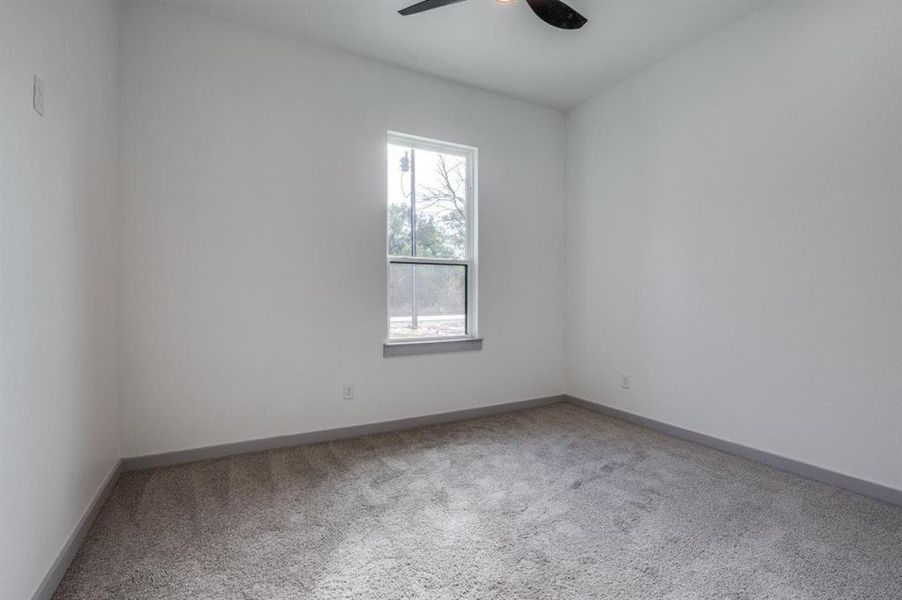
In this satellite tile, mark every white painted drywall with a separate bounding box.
[118,1,566,457]
[566,0,902,489]
[0,1,121,597]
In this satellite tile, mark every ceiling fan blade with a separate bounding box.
[398,0,468,17]
[524,0,587,30]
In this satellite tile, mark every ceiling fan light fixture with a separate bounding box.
[399,0,587,30]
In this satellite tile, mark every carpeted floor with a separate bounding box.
[54,403,902,599]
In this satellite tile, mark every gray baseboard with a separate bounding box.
[122,395,565,471]
[32,459,123,600]
[565,395,902,507]
[121,393,902,506]
[36,393,901,600]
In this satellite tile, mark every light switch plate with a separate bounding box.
[33,74,45,116]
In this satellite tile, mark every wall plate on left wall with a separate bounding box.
[33,74,45,116]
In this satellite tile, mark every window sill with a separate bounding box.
[383,337,483,358]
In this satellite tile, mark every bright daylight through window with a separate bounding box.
[387,133,477,342]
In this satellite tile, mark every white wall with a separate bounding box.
[566,0,902,490]
[118,1,566,457]
[0,1,121,597]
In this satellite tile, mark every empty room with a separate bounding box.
[1,0,900,598]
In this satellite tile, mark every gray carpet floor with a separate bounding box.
[54,403,902,599]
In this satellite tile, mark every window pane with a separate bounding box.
[387,143,413,256]
[413,148,467,260]
[387,143,467,260]
[389,263,466,339]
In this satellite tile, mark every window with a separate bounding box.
[385,132,479,355]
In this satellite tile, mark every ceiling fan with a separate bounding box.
[399,0,588,31]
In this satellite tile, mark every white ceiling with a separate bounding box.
[159,0,769,110]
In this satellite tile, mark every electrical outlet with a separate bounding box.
[342,383,356,401]
[620,373,631,390]
[33,74,45,116]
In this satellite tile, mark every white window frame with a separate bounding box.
[384,131,479,352]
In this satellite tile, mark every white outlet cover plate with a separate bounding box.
[33,74,45,116]
[620,374,631,389]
